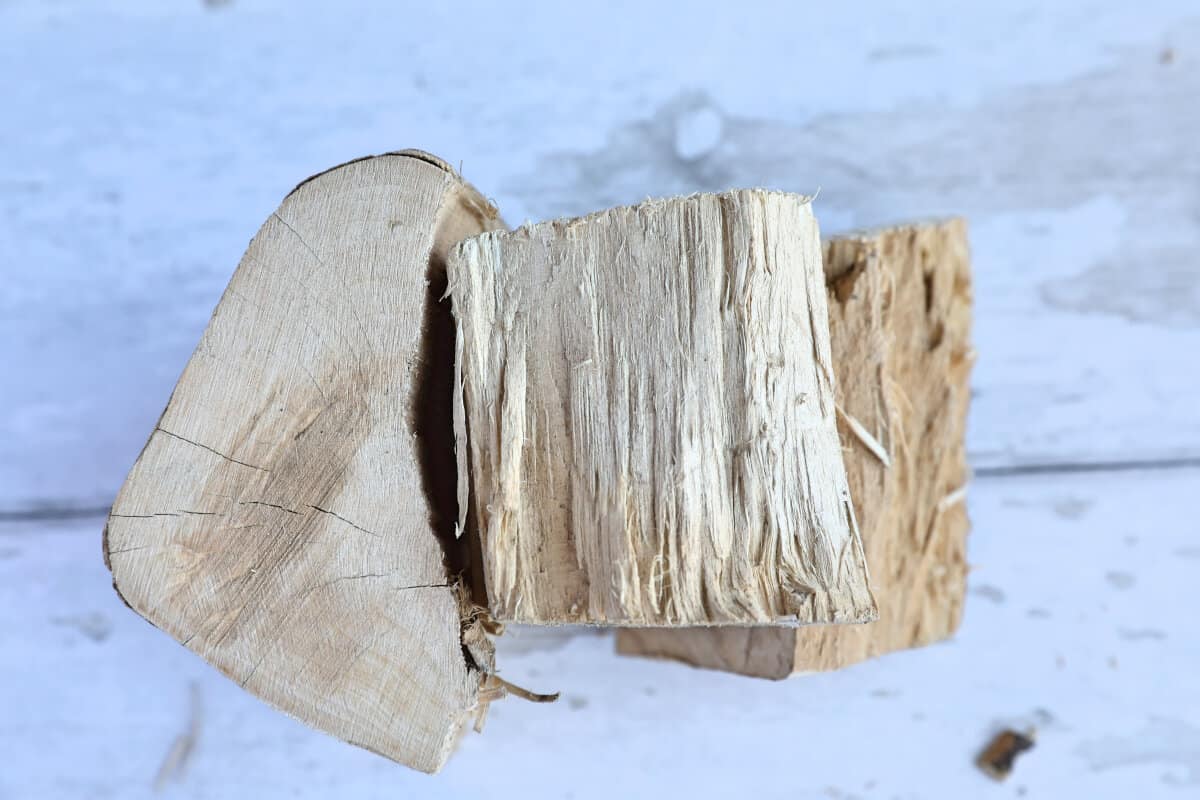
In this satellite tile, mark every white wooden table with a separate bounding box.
[2,2,1197,797]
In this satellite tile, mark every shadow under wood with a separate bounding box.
[413,254,488,607]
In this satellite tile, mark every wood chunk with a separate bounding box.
[449,190,876,627]
[103,151,506,773]
[976,728,1036,781]
[617,219,974,675]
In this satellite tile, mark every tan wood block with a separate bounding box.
[617,219,974,676]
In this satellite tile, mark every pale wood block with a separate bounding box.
[103,151,507,773]
[449,191,877,627]
[617,219,974,676]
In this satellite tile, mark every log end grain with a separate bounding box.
[103,151,505,773]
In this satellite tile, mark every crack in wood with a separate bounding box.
[105,545,151,555]
[154,427,269,473]
[306,505,381,537]
[110,510,218,519]
[238,501,300,514]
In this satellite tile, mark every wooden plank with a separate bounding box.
[3,6,1198,514]
[102,152,505,774]
[618,220,973,675]
[449,191,875,626]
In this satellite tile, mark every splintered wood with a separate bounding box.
[103,152,506,773]
[449,191,877,627]
[618,220,974,676]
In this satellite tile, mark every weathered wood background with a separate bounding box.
[1,1,1197,797]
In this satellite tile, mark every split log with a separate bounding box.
[103,151,507,773]
[448,191,877,627]
[617,220,974,676]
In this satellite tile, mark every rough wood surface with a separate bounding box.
[449,190,877,627]
[618,219,973,675]
[102,151,505,773]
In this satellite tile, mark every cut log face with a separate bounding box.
[103,152,505,773]
[449,191,877,627]
[617,220,974,676]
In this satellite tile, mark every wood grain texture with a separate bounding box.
[449,190,877,627]
[102,151,505,773]
[618,220,973,675]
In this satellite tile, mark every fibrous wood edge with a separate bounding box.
[449,190,877,627]
[617,219,974,676]
[102,151,505,772]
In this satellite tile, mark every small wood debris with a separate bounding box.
[478,674,560,705]
[473,675,559,733]
[976,728,1036,781]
